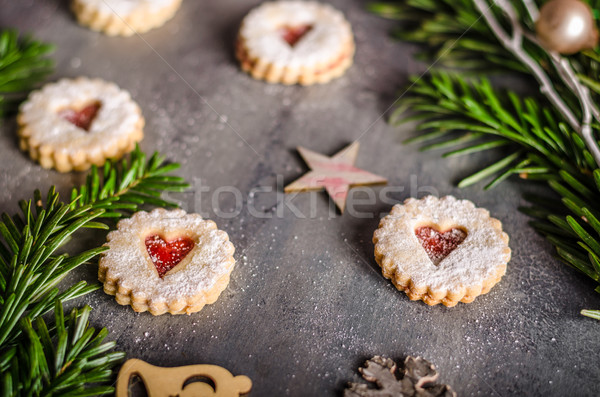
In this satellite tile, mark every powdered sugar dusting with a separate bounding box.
[374,196,510,294]
[240,1,353,69]
[99,208,235,309]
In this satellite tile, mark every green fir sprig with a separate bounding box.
[368,0,524,71]
[394,71,600,294]
[5,303,124,397]
[371,0,600,319]
[395,72,595,188]
[69,145,189,217]
[0,29,54,117]
[0,146,189,396]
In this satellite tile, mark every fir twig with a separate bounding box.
[399,72,600,314]
[0,146,189,395]
[0,29,54,117]
[69,145,189,219]
[371,0,600,318]
[15,303,125,396]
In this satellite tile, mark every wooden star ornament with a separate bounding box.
[284,142,387,213]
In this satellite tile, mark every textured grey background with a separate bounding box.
[1,0,600,396]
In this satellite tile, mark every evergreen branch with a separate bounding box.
[0,147,189,394]
[397,70,600,300]
[367,0,540,72]
[372,0,600,318]
[369,0,599,107]
[397,71,592,182]
[69,145,189,219]
[14,303,125,396]
[0,30,54,118]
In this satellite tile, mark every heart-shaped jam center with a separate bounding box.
[279,24,313,47]
[58,101,101,131]
[415,226,467,265]
[145,235,195,278]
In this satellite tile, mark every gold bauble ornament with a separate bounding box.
[535,0,598,54]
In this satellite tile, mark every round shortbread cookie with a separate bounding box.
[236,1,355,85]
[373,196,511,307]
[17,77,144,172]
[71,0,182,36]
[99,208,236,315]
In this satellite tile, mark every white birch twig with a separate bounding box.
[473,0,600,167]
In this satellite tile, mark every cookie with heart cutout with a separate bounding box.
[236,1,355,85]
[98,208,236,315]
[17,77,144,172]
[71,0,182,36]
[373,196,511,307]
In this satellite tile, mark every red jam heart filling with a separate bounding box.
[415,226,467,265]
[58,101,101,131]
[145,235,195,278]
[279,24,313,47]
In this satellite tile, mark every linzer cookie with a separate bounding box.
[18,77,144,172]
[236,1,355,85]
[71,0,182,36]
[373,196,510,307]
[99,209,236,315]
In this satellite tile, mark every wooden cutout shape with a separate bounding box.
[284,142,387,213]
[116,359,252,397]
[345,356,456,397]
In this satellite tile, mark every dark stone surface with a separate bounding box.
[1,1,599,396]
